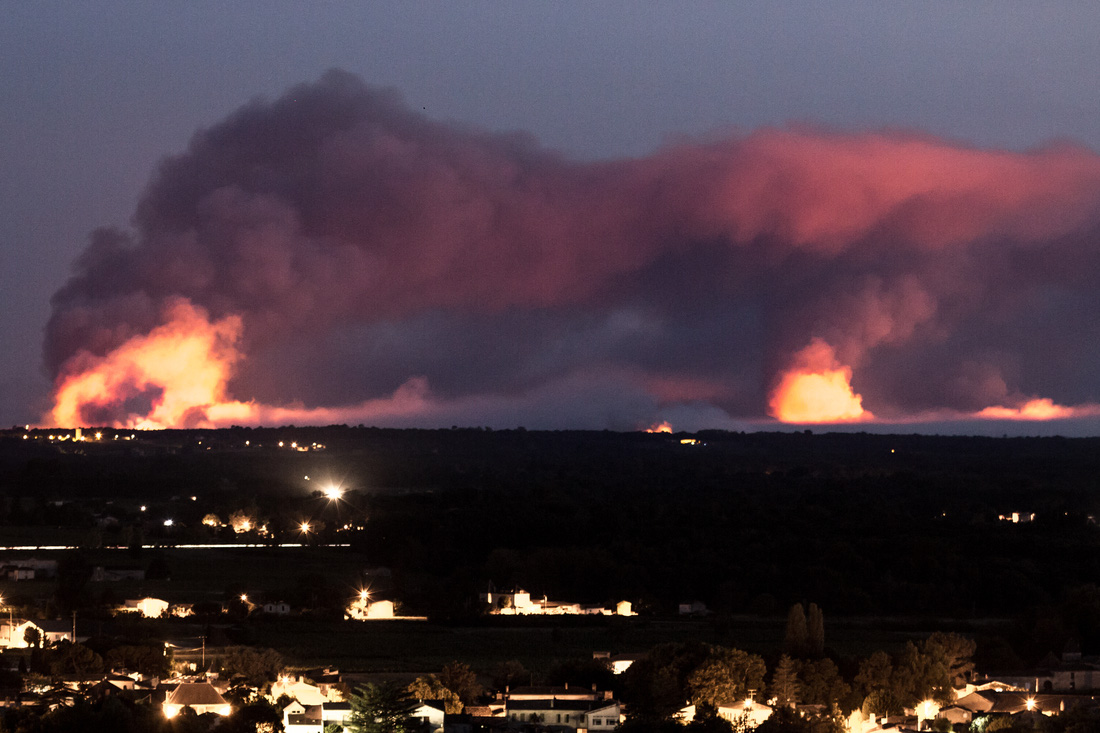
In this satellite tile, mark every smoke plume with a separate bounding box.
[43,70,1100,430]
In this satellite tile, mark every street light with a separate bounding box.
[323,485,343,501]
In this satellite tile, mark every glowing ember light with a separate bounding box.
[645,422,673,433]
[769,339,871,423]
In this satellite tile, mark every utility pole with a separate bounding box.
[71,610,76,643]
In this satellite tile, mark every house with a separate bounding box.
[413,700,446,730]
[345,598,394,620]
[92,565,145,582]
[1,565,34,581]
[680,700,773,729]
[584,701,623,731]
[678,600,710,616]
[119,598,169,618]
[37,619,78,645]
[284,701,353,733]
[484,589,630,616]
[163,682,231,717]
[501,685,620,732]
[0,619,80,648]
[272,676,329,706]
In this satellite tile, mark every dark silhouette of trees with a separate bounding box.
[783,604,808,657]
[438,661,483,706]
[806,603,825,657]
[348,681,420,733]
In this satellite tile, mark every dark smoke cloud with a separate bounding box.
[45,70,1100,428]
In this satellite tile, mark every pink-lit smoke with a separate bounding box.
[43,70,1100,430]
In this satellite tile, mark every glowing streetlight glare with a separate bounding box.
[1026,698,1036,711]
[300,522,311,533]
[240,594,248,603]
[323,485,343,501]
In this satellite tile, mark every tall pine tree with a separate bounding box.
[783,603,808,657]
[807,603,825,657]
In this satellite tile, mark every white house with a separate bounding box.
[679,700,773,729]
[284,701,352,733]
[271,676,328,706]
[413,701,446,731]
[345,598,394,620]
[163,682,231,717]
[119,598,169,618]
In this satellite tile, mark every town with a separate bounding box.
[2,427,1100,732]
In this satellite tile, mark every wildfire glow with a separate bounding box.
[48,298,246,429]
[976,398,1100,421]
[769,339,872,423]
[645,422,673,433]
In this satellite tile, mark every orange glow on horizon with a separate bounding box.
[48,299,247,429]
[769,339,872,423]
[43,300,1100,431]
[975,398,1100,421]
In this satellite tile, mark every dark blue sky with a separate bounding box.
[4,2,1100,431]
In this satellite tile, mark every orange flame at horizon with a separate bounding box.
[769,339,872,423]
[975,398,1100,421]
[47,299,248,429]
[45,303,1100,431]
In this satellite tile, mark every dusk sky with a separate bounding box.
[5,3,1100,434]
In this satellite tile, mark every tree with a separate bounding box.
[439,661,483,705]
[806,603,825,657]
[620,642,713,721]
[687,646,767,709]
[23,626,41,649]
[223,646,285,688]
[798,659,850,709]
[491,659,531,689]
[924,632,975,689]
[406,675,463,714]
[856,651,901,717]
[770,655,801,707]
[893,641,952,707]
[546,656,614,691]
[47,641,104,677]
[105,643,171,677]
[783,604,808,657]
[348,681,420,733]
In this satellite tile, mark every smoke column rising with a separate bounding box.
[42,70,1100,430]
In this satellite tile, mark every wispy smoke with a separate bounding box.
[44,70,1100,429]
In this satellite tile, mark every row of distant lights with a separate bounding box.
[25,432,136,441]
